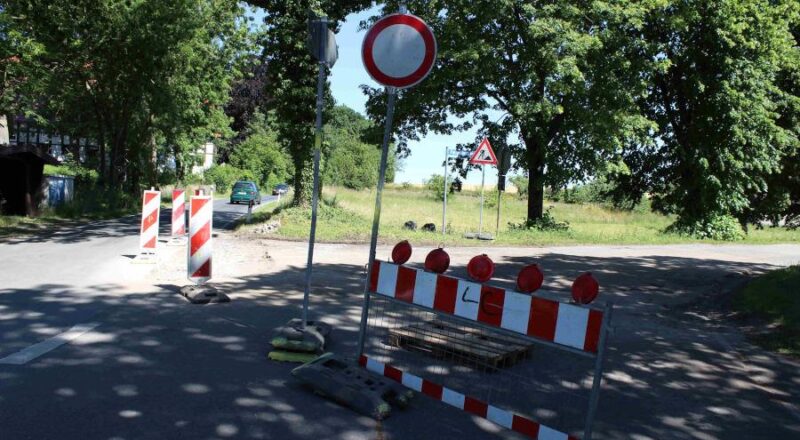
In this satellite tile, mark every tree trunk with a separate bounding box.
[524,136,546,221]
[292,153,313,207]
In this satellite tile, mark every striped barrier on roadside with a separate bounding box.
[172,189,186,237]
[368,260,604,353]
[359,355,578,440]
[188,195,213,283]
[139,190,161,253]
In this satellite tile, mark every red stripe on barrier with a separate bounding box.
[395,266,417,303]
[464,396,488,418]
[191,222,211,254]
[144,192,158,205]
[421,380,443,400]
[360,355,574,440]
[143,236,156,249]
[433,275,458,314]
[141,212,158,233]
[191,196,210,216]
[512,415,540,437]
[369,260,381,293]
[583,309,604,352]
[192,259,211,278]
[172,204,184,222]
[384,364,403,383]
[528,297,559,341]
[477,285,505,327]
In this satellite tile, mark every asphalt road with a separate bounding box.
[1,204,798,440]
[0,194,278,360]
[213,194,279,230]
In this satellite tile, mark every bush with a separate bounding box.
[508,207,570,231]
[425,174,455,201]
[44,163,99,187]
[666,214,745,241]
[54,187,138,219]
[203,164,254,193]
[510,175,528,198]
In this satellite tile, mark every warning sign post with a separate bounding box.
[466,138,497,240]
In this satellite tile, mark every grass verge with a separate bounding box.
[239,186,800,246]
[734,266,800,357]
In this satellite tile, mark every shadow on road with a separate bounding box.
[1,253,798,439]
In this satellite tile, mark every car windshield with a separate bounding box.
[233,183,252,191]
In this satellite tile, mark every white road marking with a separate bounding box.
[0,322,100,365]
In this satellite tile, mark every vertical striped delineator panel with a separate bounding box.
[139,190,161,253]
[188,195,213,283]
[171,189,186,237]
[369,260,603,353]
[359,356,578,440]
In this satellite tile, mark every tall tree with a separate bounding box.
[615,0,799,236]
[3,0,247,190]
[255,0,370,206]
[363,1,654,221]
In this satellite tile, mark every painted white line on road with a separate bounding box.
[0,322,100,365]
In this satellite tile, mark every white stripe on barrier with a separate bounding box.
[413,270,437,308]
[487,405,514,429]
[538,426,569,440]
[401,372,423,392]
[366,358,384,375]
[171,190,185,236]
[376,262,398,297]
[441,387,465,409]
[553,303,590,350]
[454,279,481,320]
[500,290,532,334]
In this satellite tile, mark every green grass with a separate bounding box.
[238,185,800,246]
[734,266,800,357]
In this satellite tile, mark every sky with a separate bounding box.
[254,5,503,185]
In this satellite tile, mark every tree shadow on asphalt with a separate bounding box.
[1,253,799,439]
[0,205,244,247]
[205,253,800,440]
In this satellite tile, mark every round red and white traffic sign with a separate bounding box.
[362,13,437,89]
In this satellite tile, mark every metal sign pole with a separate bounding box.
[357,87,397,356]
[583,302,614,439]
[442,147,448,236]
[302,34,328,328]
[478,164,485,235]
[495,187,501,237]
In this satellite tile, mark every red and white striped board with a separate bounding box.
[368,260,603,353]
[360,355,578,440]
[171,189,186,237]
[139,190,161,253]
[188,195,213,283]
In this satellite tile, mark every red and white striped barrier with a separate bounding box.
[188,195,213,283]
[368,260,603,353]
[360,355,577,440]
[139,190,161,253]
[171,189,186,237]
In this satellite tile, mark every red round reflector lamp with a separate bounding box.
[571,272,599,304]
[516,264,544,293]
[391,240,412,265]
[424,247,450,274]
[467,254,495,283]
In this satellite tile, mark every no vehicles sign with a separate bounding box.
[362,13,437,89]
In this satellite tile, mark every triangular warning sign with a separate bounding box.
[469,138,498,165]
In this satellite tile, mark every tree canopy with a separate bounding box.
[363,0,654,222]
